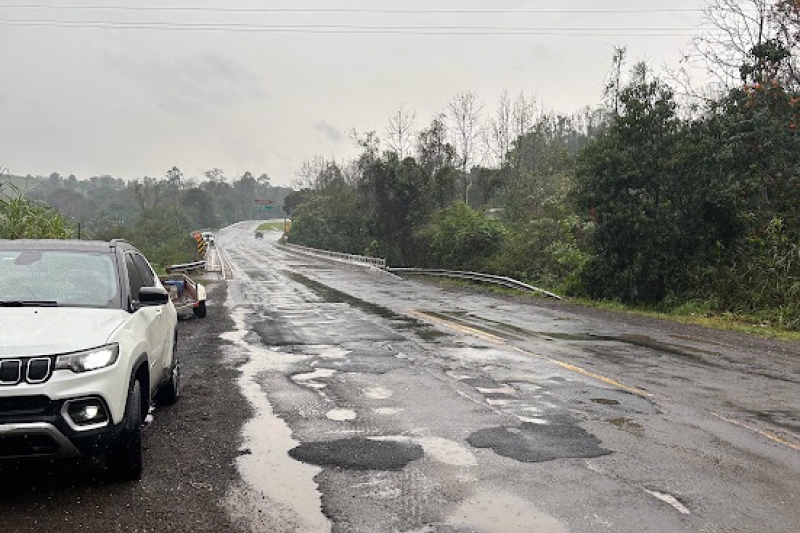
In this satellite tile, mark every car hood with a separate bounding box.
[0,307,129,357]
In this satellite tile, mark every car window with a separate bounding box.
[132,254,156,287]
[0,249,119,308]
[125,253,145,300]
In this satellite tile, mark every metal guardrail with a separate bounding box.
[281,242,387,270]
[387,268,562,300]
[279,242,560,299]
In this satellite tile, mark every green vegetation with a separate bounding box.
[286,1,800,332]
[257,221,285,231]
[1,168,292,270]
[0,185,70,239]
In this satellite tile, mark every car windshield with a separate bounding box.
[0,249,119,308]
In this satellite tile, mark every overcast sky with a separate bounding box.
[0,0,710,187]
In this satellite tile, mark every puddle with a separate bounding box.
[608,418,645,436]
[446,489,568,533]
[532,331,719,365]
[373,407,403,416]
[477,385,517,396]
[592,398,620,406]
[315,356,410,375]
[370,436,478,467]
[283,271,435,338]
[741,408,800,433]
[364,386,393,400]
[288,437,423,471]
[293,368,337,381]
[520,417,549,425]
[461,377,501,388]
[418,309,515,340]
[415,328,449,341]
[315,346,350,359]
[644,489,690,515]
[326,409,357,421]
[221,306,330,533]
[415,437,477,467]
[467,419,612,463]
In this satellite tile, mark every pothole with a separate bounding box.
[608,417,645,436]
[467,420,612,462]
[288,438,424,471]
[592,398,620,405]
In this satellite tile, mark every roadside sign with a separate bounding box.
[255,198,274,211]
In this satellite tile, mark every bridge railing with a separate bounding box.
[281,242,387,270]
[279,242,561,299]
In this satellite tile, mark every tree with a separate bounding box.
[204,168,226,183]
[485,90,513,167]
[604,46,628,116]
[416,115,459,209]
[46,188,90,223]
[166,166,183,188]
[131,177,166,216]
[576,63,686,303]
[692,0,799,89]
[283,188,314,217]
[385,104,417,158]
[181,188,216,229]
[447,91,484,203]
[419,203,506,271]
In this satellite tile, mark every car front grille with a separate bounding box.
[0,357,55,386]
[0,395,52,416]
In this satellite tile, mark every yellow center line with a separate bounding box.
[711,412,800,451]
[409,310,507,343]
[409,309,652,398]
[409,310,800,452]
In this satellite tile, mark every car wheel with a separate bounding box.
[157,339,180,405]
[106,379,143,481]
[193,300,207,318]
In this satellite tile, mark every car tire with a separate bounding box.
[106,379,143,481]
[193,300,207,318]
[156,339,180,405]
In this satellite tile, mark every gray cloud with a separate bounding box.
[105,50,267,115]
[314,120,344,143]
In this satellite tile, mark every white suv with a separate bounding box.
[0,239,179,480]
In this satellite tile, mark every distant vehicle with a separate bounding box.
[201,231,215,245]
[255,231,263,239]
[0,239,179,481]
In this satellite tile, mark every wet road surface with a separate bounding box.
[2,220,799,533]
[217,221,800,533]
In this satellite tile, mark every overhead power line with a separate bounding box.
[0,19,710,36]
[0,4,706,15]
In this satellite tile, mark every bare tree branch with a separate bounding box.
[385,104,417,159]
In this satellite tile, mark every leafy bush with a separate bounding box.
[0,186,70,239]
[419,203,506,271]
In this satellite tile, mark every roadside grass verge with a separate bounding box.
[257,221,285,231]
[412,277,800,342]
[570,298,800,342]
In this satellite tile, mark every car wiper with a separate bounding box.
[0,300,59,307]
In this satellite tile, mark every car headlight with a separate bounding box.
[55,344,120,373]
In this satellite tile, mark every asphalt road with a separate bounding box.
[2,221,799,533]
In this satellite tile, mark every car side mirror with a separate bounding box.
[138,286,169,307]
